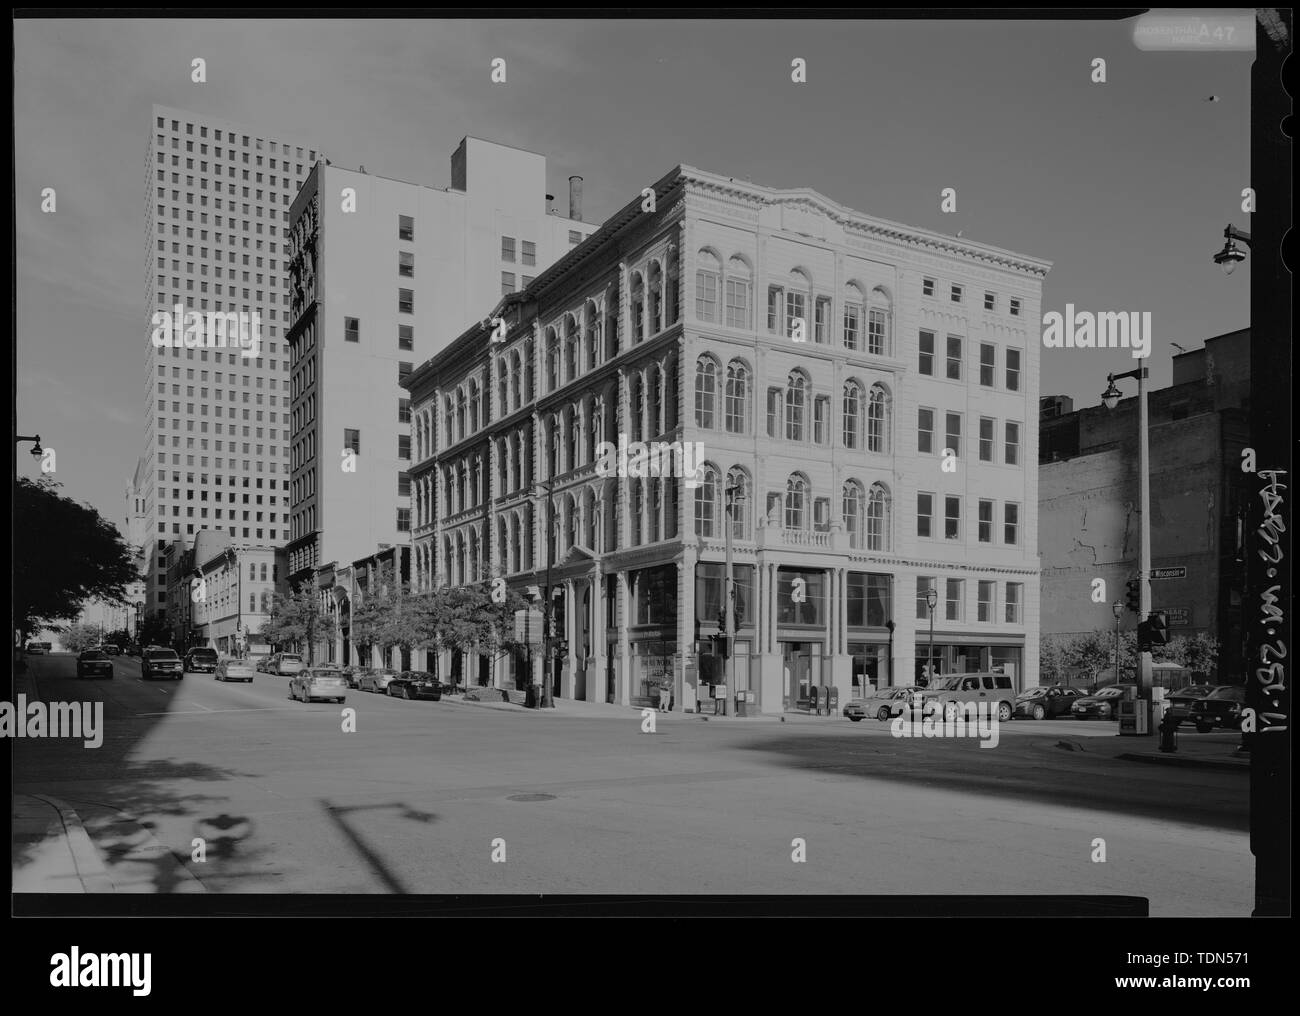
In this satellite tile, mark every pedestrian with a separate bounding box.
[660,678,673,712]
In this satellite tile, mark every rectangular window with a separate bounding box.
[919,330,935,375]
[977,580,995,622]
[1006,348,1021,391]
[979,343,995,386]
[501,272,515,295]
[951,284,963,303]
[945,578,964,621]
[501,236,516,262]
[916,576,937,620]
[1006,582,1023,623]
[398,288,414,313]
[398,361,412,383]
[521,240,536,266]
[767,287,782,333]
[979,417,994,462]
[842,303,861,350]
[944,496,961,540]
[1004,503,1020,545]
[917,493,934,538]
[396,508,411,532]
[398,398,411,423]
[945,413,962,458]
[397,472,411,496]
[398,215,414,241]
[397,435,411,459]
[918,408,935,453]
[785,291,805,339]
[725,279,749,328]
[1009,297,1021,317]
[398,324,413,351]
[946,335,963,380]
[568,230,582,245]
[978,499,993,543]
[984,292,996,311]
[813,396,829,445]
[867,308,886,355]
[922,277,935,297]
[344,428,360,454]
[814,296,831,344]
[399,251,414,277]
[1005,421,1021,465]
[696,270,718,321]
[344,317,359,343]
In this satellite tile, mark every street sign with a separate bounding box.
[1150,567,1187,580]
[1164,607,1191,627]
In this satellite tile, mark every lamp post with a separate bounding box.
[925,586,938,686]
[722,480,742,716]
[885,619,896,689]
[1101,367,1153,715]
[537,478,558,709]
[1211,223,1251,275]
[1112,600,1123,685]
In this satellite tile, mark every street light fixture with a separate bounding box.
[1100,366,1154,716]
[1112,599,1123,684]
[925,586,938,687]
[1212,224,1252,276]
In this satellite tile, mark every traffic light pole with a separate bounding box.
[1136,366,1154,708]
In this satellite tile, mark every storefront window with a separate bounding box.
[847,572,892,628]
[695,563,755,625]
[776,568,825,626]
[634,565,677,627]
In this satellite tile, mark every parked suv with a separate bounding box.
[260,652,305,677]
[142,647,184,680]
[1188,685,1246,733]
[927,673,1016,722]
[184,647,219,674]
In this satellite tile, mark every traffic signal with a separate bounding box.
[714,633,731,660]
[1147,611,1169,646]
[1124,578,1141,614]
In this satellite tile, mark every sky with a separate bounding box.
[14,15,1252,535]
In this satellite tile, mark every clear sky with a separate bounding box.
[14,15,1252,534]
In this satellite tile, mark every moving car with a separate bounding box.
[1188,685,1246,733]
[1070,683,1135,720]
[141,647,184,680]
[844,686,916,721]
[102,643,122,656]
[184,647,219,674]
[215,658,255,683]
[289,668,348,704]
[1013,685,1087,720]
[76,649,114,679]
[1163,684,1215,726]
[260,652,305,677]
[387,671,442,700]
[927,673,1018,722]
[357,669,399,694]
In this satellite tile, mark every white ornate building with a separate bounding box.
[403,165,1050,712]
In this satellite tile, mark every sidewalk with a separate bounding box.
[1052,731,1250,772]
[443,692,842,723]
[12,793,115,892]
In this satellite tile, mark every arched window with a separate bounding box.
[547,413,560,477]
[725,359,750,433]
[725,256,752,329]
[455,389,466,442]
[511,513,522,573]
[564,313,579,382]
[468,379,479,434]
[468,528,479,582]
[567,405,580,470]
[586,395,600,463]
[649,477,662,542]
[497,360,508,417]
[630,374,643,443]
[726,466,750,540]
[648,261,664,335]
[843,479,865,549]
[648,366,662,438]
[545,327,560,392]
[511,350,523,410]
[696,249,721,322]
[867,482,890,550]
[694,463,719,537]
[868,383,889,453]
[666,247,680,326]
[585,487,598,550]
[630,272,645,343]
[584,300,600,368]
[630,479,643,546]
[566,493,578,552]
[843,282,865,350]
[785,370,807,441]
[843,380,862,450]
[786,269,811,339]
[664,353,678,430]
[785,473,808,530]
[523,340,534,403]
[868,286,892,356]
[695,355,718,428]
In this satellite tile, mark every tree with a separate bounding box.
[60,622,103,654]
[1060,630,1114,682]
[137,612,171,649]
[1163,631,1220,675]
[13,477,139,643]
[415,581,528,690]
[261,582,336,665]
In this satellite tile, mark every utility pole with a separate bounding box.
[540,479,557,709]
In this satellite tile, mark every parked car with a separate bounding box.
[184,647,219,674]
[289,668,348,704]
[340,666,366,689]
[215,658,256,683]
[388,671,442,700]
[261,652,305,677]
[76,649,114,679]
[844,686,916,721]
[1070,683,1135,720]
[102,643,121,656]
[1189,685,1247,733]
[926,673,1017,722]
[25,642,49,655]
[358,669,399,694]
[1163,684,1216,726]
[141,647,184,680]
[1013,685,1087,720]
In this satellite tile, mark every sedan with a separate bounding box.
[215,658,256,683]
[1014,686,1087,720]
[141,648,184,680]
[387,671,442,701]
[1069,684,1135,720]
[289,668,348,704]
[1163,684,1216,726]
[358,669,399,694]
[845,687,915,721]
[76,650,114,679]
[1188,685,1247,733]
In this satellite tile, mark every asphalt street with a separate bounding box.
[13,653,1250,913]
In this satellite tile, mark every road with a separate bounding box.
[13,653,1251,913]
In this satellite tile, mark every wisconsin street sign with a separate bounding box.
[1150,566,1188,580]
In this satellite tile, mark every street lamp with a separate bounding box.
[1112,599,1123,685]
[1100,366,1154,715]
[535,478,558,709]
[925,586,938,686]
[721,480,743,716]
[16,434,43,460]
[1212,224,1252,276]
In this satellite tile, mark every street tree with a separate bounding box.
[261,582,336,665]
[13,477,140,643]
[60,622,103,654]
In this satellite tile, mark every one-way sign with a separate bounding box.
[1150,567,1188,580]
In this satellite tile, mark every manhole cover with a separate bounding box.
[507,793,556,802]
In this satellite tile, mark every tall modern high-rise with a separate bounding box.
[140,104,321,628]
[285,137,596,590]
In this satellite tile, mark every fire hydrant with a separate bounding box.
[1158,709,1179,753]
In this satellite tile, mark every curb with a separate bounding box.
[24,794,116,893]
[1116,752,1249,773]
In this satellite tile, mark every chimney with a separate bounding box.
[569,176,583,222]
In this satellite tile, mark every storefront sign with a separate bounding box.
[714,684,728,698]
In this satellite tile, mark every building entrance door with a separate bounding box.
[781,641,823,711]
